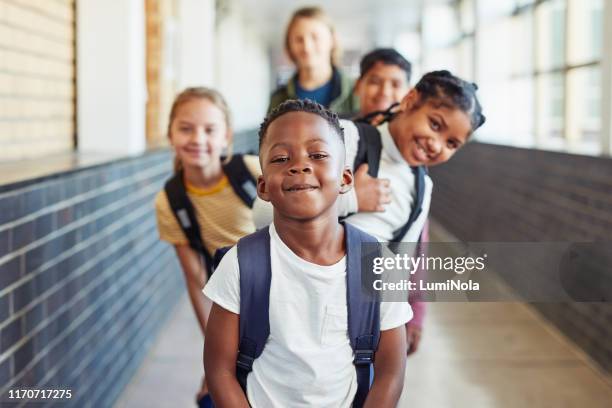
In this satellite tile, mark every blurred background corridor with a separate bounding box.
[0,0,611,407]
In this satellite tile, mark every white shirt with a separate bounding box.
[342,120,432,243]
[252,120,432,243]
[203,223,412,408]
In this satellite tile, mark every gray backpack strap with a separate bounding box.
[391,165,427,243]
[222,154,258,208]
[353,122,383,178]
[164,171,213,275]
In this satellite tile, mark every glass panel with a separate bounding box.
[394,31,422,84]
[423,4,460,48]
[510,11,534,76]
[516,0,536,7]
[458,37,474,80]
[508,77,536,147]
[536,0,566,71]
[477,20,513,83]
[460,0,475,34]
[567,0,603,65]
[566,66,601,154]
[536,73,565,149]
[423,47,459,74]
[471,80,513,145]
[477,0,515,20]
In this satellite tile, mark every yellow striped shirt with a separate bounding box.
[154,155,261,255]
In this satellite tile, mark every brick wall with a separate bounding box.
[145,0,178,147]
[0,150,184,407]
[429,142,612,373]
[0,0,75,162]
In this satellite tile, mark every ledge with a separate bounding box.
[0,148,171,193]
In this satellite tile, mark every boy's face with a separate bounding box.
[258,112,352,221]
[390,89,472,167]
[355,62,410,116]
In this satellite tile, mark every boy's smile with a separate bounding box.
[258,111,352,221]
[284,183,318,192]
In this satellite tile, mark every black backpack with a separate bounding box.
[164,154,257,276]
[351,121,427,242]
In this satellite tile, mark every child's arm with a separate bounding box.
[364,326,407,407]
[407,221,429,355]
[175,245,211,335]
[204,303,250,408]
[155,192,212,335]
[339,119,392,215]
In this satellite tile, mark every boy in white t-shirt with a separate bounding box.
[203,99,411,407]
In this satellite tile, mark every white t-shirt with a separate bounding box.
[203,223,412,408]
[342,120,432,243]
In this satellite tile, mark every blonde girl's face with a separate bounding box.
[288,17,334,70]
[170,98,230,170]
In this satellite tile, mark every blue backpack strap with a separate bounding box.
[353,122,383,178]
[235,227,272,394]
[164,171,213,276]
[391,165,427,242]
[345,223,381,408]
[222,154,258,208]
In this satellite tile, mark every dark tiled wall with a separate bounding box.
[0,151,183,407]
[233,129,259,155]
[429,142,612,373]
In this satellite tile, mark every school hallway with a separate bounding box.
[115,221,612,408]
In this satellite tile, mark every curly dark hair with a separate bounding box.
[413,70,486,131]
[258,99,344,148]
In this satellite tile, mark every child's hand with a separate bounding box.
[354,164,391,212]
[406,323,422,356]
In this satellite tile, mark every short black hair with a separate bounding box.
[258,99,344,148]
[413,70,486,131]
[359,48,412,83]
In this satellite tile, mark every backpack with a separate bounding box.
[351,121,427,243]
[232,223,381,408]
[164,154,257,276]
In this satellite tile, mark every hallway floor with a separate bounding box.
[116,222,612,408]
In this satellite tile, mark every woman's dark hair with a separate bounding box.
[360,48,412,82]
[413,70,486,131]
[258,99,344,147]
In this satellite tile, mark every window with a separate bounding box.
[567,0,603,65]
[394,32,422,83]
[536,0,566,71]
[566,66,601,154]
[418,0,607,156]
